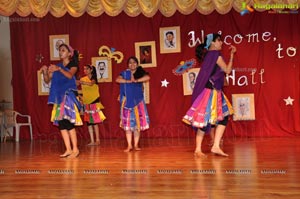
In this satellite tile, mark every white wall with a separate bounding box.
[0,15,13,109]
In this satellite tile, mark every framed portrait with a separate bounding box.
[159,26,181,54]
[37,71,51,96]
[49,34,69,61]
[232,93,255,121]
[143,81,150,104]
[134,41,157,68]
[182,68,200,96]
[92,57,112,83]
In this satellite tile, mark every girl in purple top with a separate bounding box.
[183,33,236,157]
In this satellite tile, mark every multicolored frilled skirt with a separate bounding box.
[83,103,106,124]
[120,97,150,131]
[51,92,83,126]
[182,88,233,128]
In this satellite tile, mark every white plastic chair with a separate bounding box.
[3,110,33,142]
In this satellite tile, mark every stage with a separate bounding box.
[0,137,299,199]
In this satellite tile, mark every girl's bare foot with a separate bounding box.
[87,142,96,146]
[60,150,73,158]
[68,150,80,158]
[211,147,228,157]
[194,151,206,158]
[124,147,133,152]
[134,146,141,151]
[95,141,100,145]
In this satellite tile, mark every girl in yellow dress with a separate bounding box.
[79,65,106,146]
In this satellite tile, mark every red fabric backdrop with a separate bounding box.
[9,10,300,140]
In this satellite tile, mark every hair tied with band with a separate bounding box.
[204,33,213,50]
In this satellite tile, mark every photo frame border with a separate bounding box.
[159,26,181,54]
[232,93,256,121]
[92,56,112,83]
[143,81,150,104]
[49,34,69,61]
[37,71,50,96]
[134,41,157,68]
[182,68,200,96]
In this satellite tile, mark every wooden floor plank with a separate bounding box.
[0,137,300,199]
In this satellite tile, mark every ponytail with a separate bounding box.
[196,33,221,62]
[91,65,98,84]
[72,50,79,67]
[195,43,207,62]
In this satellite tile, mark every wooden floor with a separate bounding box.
[0,136,300,199]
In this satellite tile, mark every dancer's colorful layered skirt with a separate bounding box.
[51,90,82,126]
[83,102,106,124]
[120,97,150,131]
[183,88,233,128]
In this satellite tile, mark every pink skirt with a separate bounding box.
[120,97,150,131]
[183,88,233,128]
[83,103,106,124]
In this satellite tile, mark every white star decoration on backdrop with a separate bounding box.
[161,79,169,87]
[283,96,294,106]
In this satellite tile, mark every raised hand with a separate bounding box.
[40,65,48,74]
[48,64,60,73]
[229,45,237,54]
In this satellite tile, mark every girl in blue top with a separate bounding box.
[116,56,150,152]
[41,44,82,158]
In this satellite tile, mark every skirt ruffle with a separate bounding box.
[120,97,150,131]
[83,103,106,124]
[183,88,233,128]
[51,91,83,126]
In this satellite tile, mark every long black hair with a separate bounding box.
[195,33,221,62]
[86,64,98,84]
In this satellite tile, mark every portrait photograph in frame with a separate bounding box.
[143,81,150,104]
[49,34,69,61]
[182,68,200,96]
[37,71,51,96]
[134,41,157,68]
[159,26,181,54]
[232,93,256,121]
[92,57,112,83]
